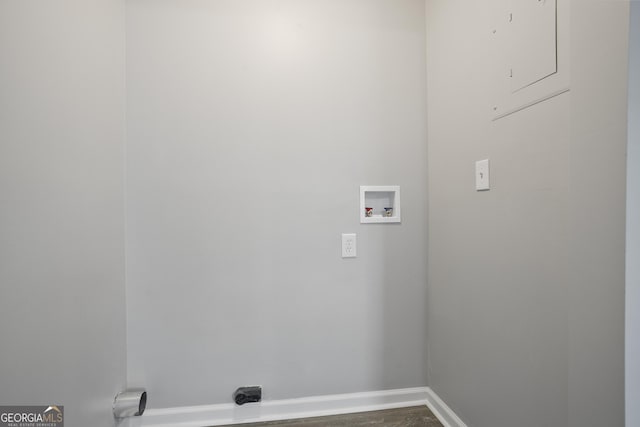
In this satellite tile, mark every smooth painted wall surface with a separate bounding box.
[627,2,640,426]
[426,1,628,426]
[568,2,628,426]
[126,0,428,408]
[0,1,127,427]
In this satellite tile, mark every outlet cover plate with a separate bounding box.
[342,233,357,258]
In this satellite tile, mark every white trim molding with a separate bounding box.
[424,388,468,427]
[123,387,465,427]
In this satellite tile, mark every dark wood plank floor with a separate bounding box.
[217,406,443,427]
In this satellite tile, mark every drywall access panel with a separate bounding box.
[491,0,570,119]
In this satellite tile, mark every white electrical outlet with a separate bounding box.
[342,233,357,258]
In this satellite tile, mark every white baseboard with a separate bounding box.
[424,388,468,427]
[123,387,465,427]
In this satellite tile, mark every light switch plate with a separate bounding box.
[476,159,490,191]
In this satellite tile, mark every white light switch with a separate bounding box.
[342,233,357,258]
[476,159,490,191]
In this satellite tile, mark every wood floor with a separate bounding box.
[217,406,443,427]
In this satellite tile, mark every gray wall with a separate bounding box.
[125,0,429,408]
[627,2,640,426]
[0,1,127,427]
[426,1,628,426]
[568,2,628,426]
